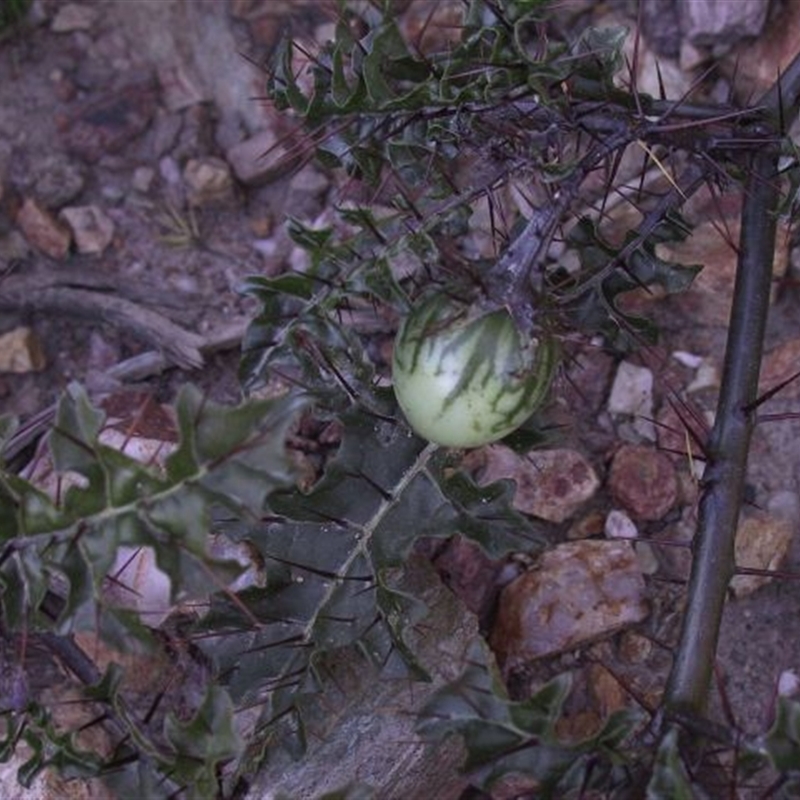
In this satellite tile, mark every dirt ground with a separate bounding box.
[1,1,800,797]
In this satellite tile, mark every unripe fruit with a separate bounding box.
[392,295,558,447]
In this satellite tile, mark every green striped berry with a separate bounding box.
[392,295,558,447]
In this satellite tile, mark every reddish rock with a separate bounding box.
[608,444,678,521]
[15,197,71,259]
[470,445,600,524]
[430,536,501,619]
[490,540,648,673]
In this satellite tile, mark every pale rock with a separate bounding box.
[672,350,704,369]
[731,512,794,598]
[225,128,292,186]
[16,197,71,259]
[490,539,649,672]
[686,361,719,393]
[131,166,155,193]
[605,508,639,540]
[59,205,115,255]
[157,61,206,112]
[51,2,98,33]
[183,157,233,206]
[0,327,46,373]
[470,445,600,523]
[681,0,769,48]
[608,361,655,439]
[778,670,800,697]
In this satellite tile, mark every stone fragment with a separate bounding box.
[16,197,71,259]
[731,512,793,598]
[157,62,205,112]
[63,82,157,163]
[225,128,292,186]
[183,157,233,207]
[605,508,638,540]
[59,205,115,254]
[131,165,155,193]
[470,445,600,523]
[51,2,99,32]
[682,0,768,47]
[608,361,655,439]
[0,327,46,373]
[490,539,648,672]
[31,153,85,209]
[608,444,678,521]
[430,535,501,620]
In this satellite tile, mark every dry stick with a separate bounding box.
[662,55,800,722]
[0,285,206,370]
[1,319,249,465]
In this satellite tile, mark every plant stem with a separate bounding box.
[662,49,800,720]
[663,145,779,716]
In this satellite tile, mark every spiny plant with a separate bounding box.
[1,0,800,798]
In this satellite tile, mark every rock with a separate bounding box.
[248,557,476,800]
[59,204,115,254]
[0,327,46,373]
[655,400,708,468]
[225,128,292,186]
[51,2,99,33]
[659,213,788,327]
[157,61,205,112]
[608,361,655,440]
[681,0,769,48]
[559,346,615,417]
[430,535,502,620]
[651,509,696,580]
[183,156,233,207]
[0,230,31,264]
[722,0,800,100]
[608,444,678,521]
[759,337,800,401]
[63,81,158,163]
[131,165,155,193]
[605,508,639,540]
[287,165,330,217]
[490,539,649,672]
[15,197,71,259]
[640,0,681,58]
[731,512,793,598]
[30,153,85,209]
[469,445,600,523]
